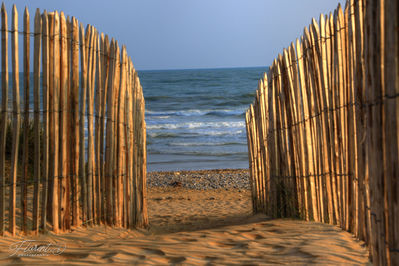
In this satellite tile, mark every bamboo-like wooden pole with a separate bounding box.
[0,3,8,236]
[89,28,98,224]
[21,7,30,235]
[51,11,60,234]
[100,35,110,225]
[262,73,271,215]
[125,57,132,228]
[9,4,21,236]
[281,50,297,217]
[65,15,72,231]
[354,0,367,243]
[32,8,42,234]
[346,0,358,236]
[140,83,149,227]
[70,17,80,227]
[308,22,325,223]
[59,11,68,232]
[338,5,349,231]
[130,64,138,227]
[118,46,127,227]
[384,0,399,264]
[113,43,121,226]
[296,39,311,221]
[40,10,49,232]
[79,23,88,225]
[86,25,94,226]
[245,110,257,213]
[303,29,319,222]
[319,14,335,224]
[267,63,277,217]
[95,31,102,225]
[105,39,116,226]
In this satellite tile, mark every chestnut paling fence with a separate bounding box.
[245,0,398,265]
[0,4,148,236]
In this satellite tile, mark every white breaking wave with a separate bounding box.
[146,121,245,130]
[145,107,246,117]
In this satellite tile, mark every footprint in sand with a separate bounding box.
[143,248,166,256]
[101,251,118,259]
[168,256,186,264]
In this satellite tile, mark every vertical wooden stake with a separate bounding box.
[79,23,88,225]
[9,4,21,236]
[0,3,8,236]
[59,12,68,232]
[40,10,49,232]
[32,8,42,234]
[21,6,30,235]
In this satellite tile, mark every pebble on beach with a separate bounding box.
[147,169,250,190]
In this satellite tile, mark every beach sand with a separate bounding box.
[0,170,370,265]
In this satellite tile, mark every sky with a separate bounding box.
[4,0,344,70]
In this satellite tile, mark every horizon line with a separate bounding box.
[137,65,269,72]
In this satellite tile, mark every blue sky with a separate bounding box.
[5,0,344,70]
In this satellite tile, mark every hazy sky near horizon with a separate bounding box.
[5,0,344,70]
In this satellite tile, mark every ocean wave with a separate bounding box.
[148,132,179,138]
[147,150,248,157]
[146,121,245,130]
[168,141,245,147]
[146,108,246,117]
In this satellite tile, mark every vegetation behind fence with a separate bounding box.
[0,3,148,236]
[245,0,398,264]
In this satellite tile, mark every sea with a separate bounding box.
[139,67,267,172]
[0,67,267,172]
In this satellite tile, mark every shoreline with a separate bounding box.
[147,168,251,190]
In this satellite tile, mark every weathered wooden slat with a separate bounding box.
[21,6,30,235]
[113,43,121,226]
[129,62,137,227]
[59,11,68,232]
[86,25,94,225]
[95,31,102,225]
[65,15,72,231]
[308,21,325,223]
[125,58,132,228]
[9,4,21,236]
[296,39,311,221]
[118,46,127,227]
[314,15,334,224]
[245,110,256,212]
[105,39,116,226]
[46,11,55,226]
[384,0,399,263]
[40,10,49,232]
[79,23,88,225]
[346,0,358,236]
[354,0,368,243]
[303,28,319,222]
[100,34,110,224]
[140,83,149,227]
[32,8,42,234]
[71,17,80,227]
[51,11,60,234]
[0,3,8,236]
[267,63,277,217]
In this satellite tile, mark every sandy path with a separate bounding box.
[0,187,370,265]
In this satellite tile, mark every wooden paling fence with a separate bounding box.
[0,4,148,236]
[245,0,398,264]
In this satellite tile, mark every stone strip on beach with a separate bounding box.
[147,169,251,190]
